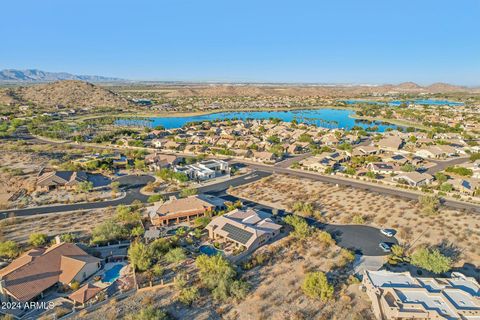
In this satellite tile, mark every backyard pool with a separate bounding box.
[102,264,124,283]
[199,245,221,256]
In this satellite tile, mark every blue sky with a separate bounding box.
[1,0,479,85]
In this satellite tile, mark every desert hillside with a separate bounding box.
[0,80,132,108]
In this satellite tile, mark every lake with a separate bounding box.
[116,108,401,132]
[342,99,464,107]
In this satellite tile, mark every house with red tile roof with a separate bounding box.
[0,242,101,303]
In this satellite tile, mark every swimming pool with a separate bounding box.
[102,264,124,283]
[199,245,220,256]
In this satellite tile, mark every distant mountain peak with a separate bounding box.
[0,68,126,83]
[397,82,421,89]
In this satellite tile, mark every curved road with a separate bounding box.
[1,172,271,218]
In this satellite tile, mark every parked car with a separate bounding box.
[380,229,395,237]
[379,242,392,253]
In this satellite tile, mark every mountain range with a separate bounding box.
[0,69,125,83]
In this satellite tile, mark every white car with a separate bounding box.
[379,242,392,253]
[380,229,395,237]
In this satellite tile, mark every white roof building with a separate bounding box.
[363,270,480,320]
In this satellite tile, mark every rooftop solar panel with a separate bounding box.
[221,223,253,245]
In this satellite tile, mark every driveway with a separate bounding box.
[425,156,470,174]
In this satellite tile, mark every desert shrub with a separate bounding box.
[152,264,164,277]
[128,241,152,272]
[315,231,335,247]
[284,215,312,239]
[0,241,20,259]
[125,306,167,320]
[180,188,198,198]
[229,280,250,301]
[165,247,186,264]
[410,247,452,274]
[60,233,76,243]
[338,249,355,267]
[178,286,200,305]
[70,280,80,291]
[351,214,365,224]
[419,195,440,215]
[29,233,48,247]
[147,194,164,203]
[91,219,129,244]
[194,216,211,229]
[115,205,141,224]
[301,272,334,301]
[150,238,173,258]
[195,254,246,301]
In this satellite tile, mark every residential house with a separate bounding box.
[163,140,181,150]
[151,138,167,149]
[36,170,89,192]
[148,130,166,139]
[353,145,380,156]
[377,136,403,152]
[0,242,101,303]
[384,154,409,165]
[392,172,433,187]
[173,159,229,181]
[287,142,309,155]
[451,178,479,196]
[363,270,480,320]
[321,133,340,146]
[301,155,333,172]
[149,194,226,226]
[205,208,282,253]
[251,151,277,164]
[367,162,400,175]
[416,145,457,159]
[145,154,181,171]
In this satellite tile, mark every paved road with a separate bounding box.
[216,193,397,256]
[0,172,270,219]
[426,156,471,174]
[231,160,480,213]
[275,152,312,168]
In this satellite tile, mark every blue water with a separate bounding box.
[342,99,463,107]
[116,108,401,132]
[199,245,220,256]
[102,264,123,283]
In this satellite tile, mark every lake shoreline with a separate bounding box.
[115,107,403,132]
[73,105,356,121]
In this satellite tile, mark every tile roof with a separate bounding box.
[68,283,102,304]
[0,243,101,302]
